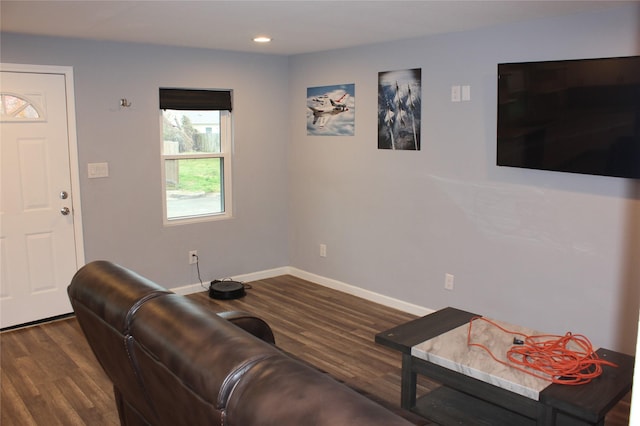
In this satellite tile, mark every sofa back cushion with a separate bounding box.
[68,261,172,422]
[125,294,283,424]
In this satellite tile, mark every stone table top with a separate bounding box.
[411,317,586,401]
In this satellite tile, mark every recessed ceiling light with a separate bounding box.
[253,36,272,43]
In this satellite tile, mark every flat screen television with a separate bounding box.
[497,56,640,179]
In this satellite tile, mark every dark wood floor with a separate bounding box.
[1,274,632,425]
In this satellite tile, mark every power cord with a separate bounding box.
[467,316,617,385]
[191,254,207,290]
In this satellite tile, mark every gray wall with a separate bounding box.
[2,3,639,354]
[287,3,640,354]
[0,36,291,286]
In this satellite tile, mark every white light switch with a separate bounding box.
[462,85,471,101]
[88,162,109,178]
[451,85,461,102]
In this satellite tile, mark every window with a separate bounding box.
[1,93,43,121]
[160,89,232,224]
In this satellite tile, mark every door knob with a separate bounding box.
[60,191,69,199]
[60,207,70,215]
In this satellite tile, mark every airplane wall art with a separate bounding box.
[378,69,421,150]
[307,84,355,136]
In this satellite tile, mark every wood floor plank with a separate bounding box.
[0,368,38,426]
[0,274,631,425]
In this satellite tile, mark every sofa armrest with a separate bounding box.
[217,311,275,344]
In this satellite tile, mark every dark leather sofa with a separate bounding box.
[68,261,414,425]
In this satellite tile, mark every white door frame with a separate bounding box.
[1,62,85,269]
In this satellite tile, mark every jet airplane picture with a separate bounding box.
[306,84,355,136]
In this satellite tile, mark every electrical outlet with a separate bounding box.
[445,273,454,291]
[319,244,327,257]
[189,250,198,264]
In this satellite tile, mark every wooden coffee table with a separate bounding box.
[375,307,634,426]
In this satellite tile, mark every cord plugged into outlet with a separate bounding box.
[189,250,198,264]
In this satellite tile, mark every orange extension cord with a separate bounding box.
[467,316,618,385]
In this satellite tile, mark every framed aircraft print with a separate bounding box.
[307,84,355,136]
[378,68,421,150]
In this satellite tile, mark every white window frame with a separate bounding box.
[161,109,233,226]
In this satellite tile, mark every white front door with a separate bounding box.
[1,65,84,328]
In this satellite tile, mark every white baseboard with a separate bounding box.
[171,266,291,295]
[172,283,207,295]
[288,268,433,317]
[171,266,433,317]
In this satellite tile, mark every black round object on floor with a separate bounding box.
[209,280,246,300]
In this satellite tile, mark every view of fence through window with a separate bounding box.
[162,109,225,220]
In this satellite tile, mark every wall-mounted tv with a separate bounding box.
[497,56,640,179]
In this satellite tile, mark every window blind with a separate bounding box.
[159,88,232,111]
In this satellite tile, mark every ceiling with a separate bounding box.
[0,1,630,55]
